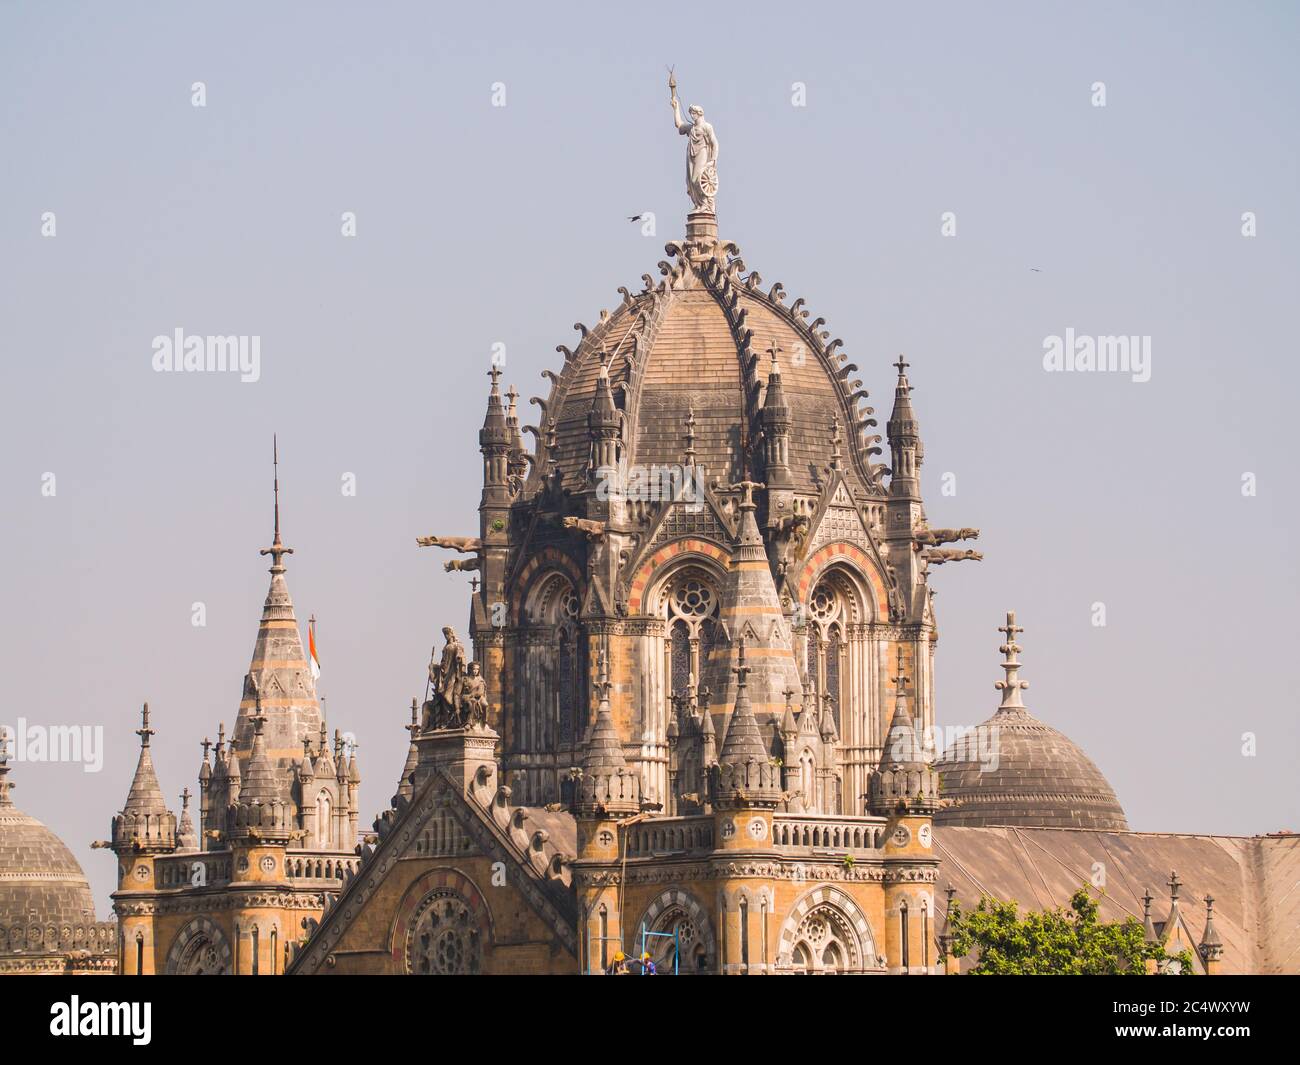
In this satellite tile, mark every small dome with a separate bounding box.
[935,704,1128,831]
[935,612,1128,832]
[0,793,99,928]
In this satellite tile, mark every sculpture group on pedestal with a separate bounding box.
[421,626,488,731]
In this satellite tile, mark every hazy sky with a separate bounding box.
[1,1,1296,914]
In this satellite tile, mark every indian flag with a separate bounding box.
[309,619,321,680]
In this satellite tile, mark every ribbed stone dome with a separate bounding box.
[0,802,99,927]
[532,223,884,499]
[936,612,1128,832]
[935,704,1128,831]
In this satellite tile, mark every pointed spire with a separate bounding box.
[1142,888,1158,942]
[399,697,420,799]
[583,652,626,773]
[124,703,167,813]
[480,364,511,491]
[238,700,282,805]
[112,703,177,853]
[762,340,793,488]
[1164,870,1183,937]
[887,354,923,498]
[237,441,321,771]
[713,638,781,807]
[574,648,639,815]
[719,639,768,766]
[879,648,920,768]
[1199,894,1223,963]
[177,787,198,851]
[587,356,621,476]
[868,648,938,816]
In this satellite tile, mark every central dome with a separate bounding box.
[536,225,883,498]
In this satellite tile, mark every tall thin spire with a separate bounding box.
[260,435,293,574]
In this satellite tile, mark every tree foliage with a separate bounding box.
[946,887,1195,975]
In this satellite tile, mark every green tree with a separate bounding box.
[946,887,1195,975]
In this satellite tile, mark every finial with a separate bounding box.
[594,647,612,704]
[201,736,212,762]
[892,647,908,695]
[136,702,155,748]
[782,684,797,709]
[216,721,226,753]
[1168,870,1181,901]
[506,384,519,412]
[259,436,294,574]
[894,354,910,378]
[180,787,191,811]
[731,637,752,689]
[729,479,764,509]
[994,611,1029,711]
[469,575,480,595]
[1142,888,1153,916]
[766,339,783,373]
[251,695,267,737]
[487,364,502,392]
[408,697,419,733]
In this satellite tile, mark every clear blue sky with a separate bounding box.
[1,1,1296,913]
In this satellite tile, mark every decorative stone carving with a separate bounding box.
[669,71,718,213]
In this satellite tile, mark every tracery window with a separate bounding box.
[788,905,860,974]
[805,576,849,730]
[405,891,483,975]
[661,568,721,702]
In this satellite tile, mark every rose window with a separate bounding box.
[673,579,714,618]
[406,891,483,975]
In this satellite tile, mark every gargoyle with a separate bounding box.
[922,548,983,565]
[562,516,607,540]
[444,557,482,572]
[914,527,980,547]
[417,535,482,552]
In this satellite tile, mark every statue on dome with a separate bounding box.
[669,69,718,213]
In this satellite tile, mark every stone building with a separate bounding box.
[101,477,364,974]
[0,744,115,974]
[97,100,1298,976]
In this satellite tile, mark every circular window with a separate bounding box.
[673,579,715,618]
[809,583,839,622]
[405,891,483,975]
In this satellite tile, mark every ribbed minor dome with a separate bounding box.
[936,612,1128,832]
[935,704,1128,831]
[0,803,99,928]
[532,227,883,498]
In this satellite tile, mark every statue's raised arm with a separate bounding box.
[667,70,718,214]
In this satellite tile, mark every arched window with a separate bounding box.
[825,624,842,730]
